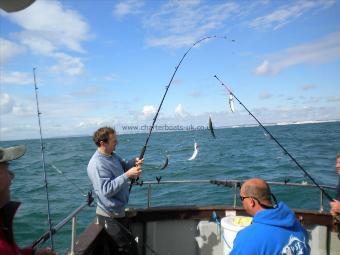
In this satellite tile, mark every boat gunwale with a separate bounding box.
[127,205,337,230]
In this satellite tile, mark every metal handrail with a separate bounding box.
[32,191,94,253]
[135,179,335,188]
[132,179,336,210]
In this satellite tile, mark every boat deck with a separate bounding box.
[71,205,339,255]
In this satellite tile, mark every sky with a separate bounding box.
[1,0,340,141]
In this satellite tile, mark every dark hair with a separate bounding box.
[93,127,116,147]
[337,152,340,159]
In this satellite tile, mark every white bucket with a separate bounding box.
[221,216,252,254]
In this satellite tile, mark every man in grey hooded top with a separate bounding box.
[87,127,143,254]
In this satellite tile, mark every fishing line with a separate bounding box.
[33,67,54,249]
[50,164,87,197]
[214,75,334,202]
[130,36,234,192]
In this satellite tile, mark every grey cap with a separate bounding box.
[0,0,35,13]
[0,145,26,163]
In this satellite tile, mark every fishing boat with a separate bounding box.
[28,70,340,254]
[36,179,339,255]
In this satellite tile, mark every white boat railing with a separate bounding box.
[134,179,336,211]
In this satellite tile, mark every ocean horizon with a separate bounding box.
[2,119,339,142]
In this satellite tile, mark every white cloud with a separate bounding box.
[113,0,145,18]
[302,84,317,91]
[50,52,84,76]
[0,93,15,114]
[175,103,187,117]
[76,118,109,128]
[327,96,340,102]
[70,86,98,97]
[145,1,239,48]
[0,93,34,116]
[255,31,340,75]
[0,38,25,64]
[259,91,272,100]
[144,0,335,48]
[3,0,90,53]
[1,0,89,76]
[250,0,335,30]
[147,34,198,49]
[12,103,33,116]
[104,73,119,81]
[19,32,56,55]
[255,60,270,75]
[190,90,203,98]
[142,105,156,117]
[1,71,32,85]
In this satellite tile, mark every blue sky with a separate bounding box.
[1,0,340,140]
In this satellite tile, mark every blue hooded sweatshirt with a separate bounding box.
[230,202,310,255]
[87,150,134,216]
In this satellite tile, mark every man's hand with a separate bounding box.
[125,165,142,179]
[330,200,340,216]
[35,247,57,255]
[135,157,144,167]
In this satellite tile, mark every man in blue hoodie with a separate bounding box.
[87,127,143,254]
[230,178,310,255]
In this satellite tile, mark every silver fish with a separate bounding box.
[160,155,169,170]
[229,93,235,113]
[188,141,199,161]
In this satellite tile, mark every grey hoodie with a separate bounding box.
[87,150,134,216]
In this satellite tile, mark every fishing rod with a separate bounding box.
[130,36,233,192]
[214,75,335,202]
[33,67,54,249]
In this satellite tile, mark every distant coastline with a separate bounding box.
[1,119,339,142]
[226,119,340,129]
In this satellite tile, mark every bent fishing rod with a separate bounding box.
[214,75,335,202]
[129,36,232,192]
[33,67,54,249]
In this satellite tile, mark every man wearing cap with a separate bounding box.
[0,145,56,255]
[230,178,310,255]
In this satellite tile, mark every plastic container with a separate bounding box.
[221,216,252,254]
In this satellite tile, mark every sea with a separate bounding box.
[1,121,339,253]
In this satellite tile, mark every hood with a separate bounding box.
[253,202,297,228]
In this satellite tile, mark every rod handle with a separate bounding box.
[129,146,146,192]
[32,229,56,249]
